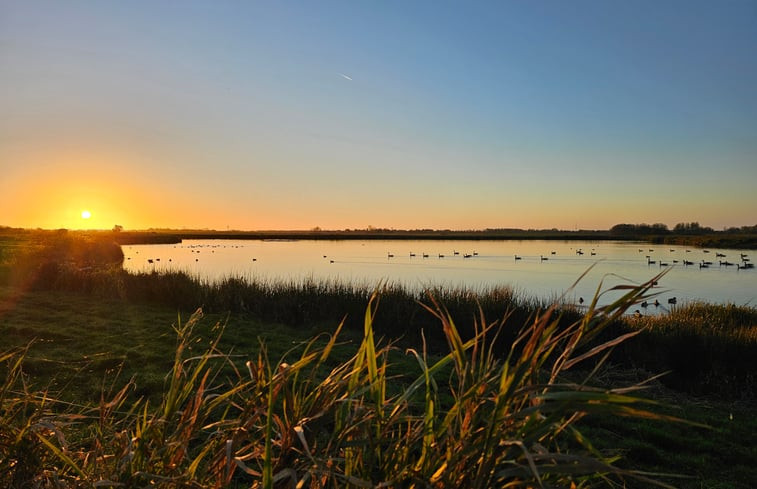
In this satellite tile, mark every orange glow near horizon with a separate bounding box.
[2,143,753,232]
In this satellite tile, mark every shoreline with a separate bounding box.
[3,226,756,248]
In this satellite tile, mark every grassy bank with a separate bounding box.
[0,277,720,488]
[2,285,755,488]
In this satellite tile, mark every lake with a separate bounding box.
[122,239,756,310]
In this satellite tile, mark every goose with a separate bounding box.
[659,261,669,267]
[438,254,445,258]
[654,299,660,307]
[387,253,394,258]
[409,252,416,257]
[716,252,726,258]
[641,300,649,308]
[578,297,584,304]
[540,255,548,261]
[514,255,522,260]
[647,258,656,265]
[422,253,429,258]
[633,310,643,318]
[668,297,677,305]
[683,260,694,266]
[551,251,556,255]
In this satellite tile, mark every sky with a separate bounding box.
[1,1,756,231]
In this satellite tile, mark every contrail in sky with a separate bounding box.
[338,73,353,81]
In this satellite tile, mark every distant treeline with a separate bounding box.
[610,222,757,236]
[3,223,756,248]
[610,222,757,249]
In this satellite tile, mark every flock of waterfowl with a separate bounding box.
[387,250,480,259]
[641,248,753,270]
[127,240,755,272]
[127,243,252,264]
[129,244,754,273]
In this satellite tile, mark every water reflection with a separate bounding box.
[122,239,756,309]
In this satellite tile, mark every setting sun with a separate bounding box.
[81,210,92,220]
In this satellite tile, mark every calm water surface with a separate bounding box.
[122,240,757,310]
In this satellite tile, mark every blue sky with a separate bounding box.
[1,1,756,230]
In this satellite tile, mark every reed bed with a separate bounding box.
[1,273,689,488]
